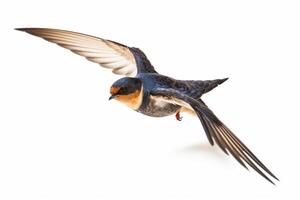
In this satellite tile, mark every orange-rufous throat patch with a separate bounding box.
[114,87,143,110]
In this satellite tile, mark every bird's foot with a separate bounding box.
[175,111,183,121]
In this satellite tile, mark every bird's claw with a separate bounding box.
[176,112,183,121]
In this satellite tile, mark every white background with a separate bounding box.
[1,0,300,199]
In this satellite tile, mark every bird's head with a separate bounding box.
[109,77,143,109]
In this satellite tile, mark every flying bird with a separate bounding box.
[16,28,278,184]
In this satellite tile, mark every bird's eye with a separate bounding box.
[121,87,128,93]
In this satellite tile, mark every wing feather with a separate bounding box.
[151,88,279,184]
[16,28,137,76]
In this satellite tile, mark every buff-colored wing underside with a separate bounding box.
[16,28,137,76]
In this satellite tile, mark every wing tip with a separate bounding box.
[272,174,280,181]
[266,174,279,185]
[15,28,36,33]
[15,28,26,31]
[15,27,49,33]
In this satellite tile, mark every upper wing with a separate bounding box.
[16,28,157,76]
[151,88,279,184]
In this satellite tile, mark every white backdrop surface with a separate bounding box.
[1,0,299,199]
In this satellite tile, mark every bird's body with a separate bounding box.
[120,73,227,117]
[16,28,278,184]
[134,73,184,117]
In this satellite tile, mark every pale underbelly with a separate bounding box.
[136,98,181,117]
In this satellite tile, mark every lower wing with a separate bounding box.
[150,88,279,184]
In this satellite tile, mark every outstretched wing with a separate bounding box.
[151,88,279,184]
[16,28,157,76]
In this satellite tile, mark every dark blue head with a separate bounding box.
[109,77,142,100]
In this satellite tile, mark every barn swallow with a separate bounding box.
[16,28,278,184]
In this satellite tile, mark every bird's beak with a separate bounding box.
[109,94,117,100]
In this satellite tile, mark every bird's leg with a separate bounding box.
[175,111,183,121]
